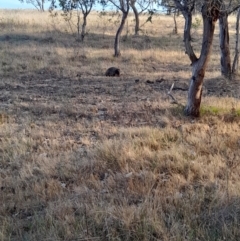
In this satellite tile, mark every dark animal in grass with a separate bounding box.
[146,80,154,84]
[105,67,120,77]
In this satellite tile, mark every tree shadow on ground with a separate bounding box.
[204,77,240,99]
[0,31,184,51]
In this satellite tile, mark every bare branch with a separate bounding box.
[167,83,178,104]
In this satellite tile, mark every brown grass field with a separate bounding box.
[0,9,240,241]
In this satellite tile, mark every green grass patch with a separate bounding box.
[232,108,240,116]
[200,105,240,118]
[200,105,227,115]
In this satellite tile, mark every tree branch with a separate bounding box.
[174,0,198,64]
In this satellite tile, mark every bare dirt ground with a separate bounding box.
[2,67,238,148]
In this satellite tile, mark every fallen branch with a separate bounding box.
[167,83,178,104]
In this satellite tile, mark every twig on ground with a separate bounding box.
[167,83,178,104]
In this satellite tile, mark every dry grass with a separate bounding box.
[0,9,240,241]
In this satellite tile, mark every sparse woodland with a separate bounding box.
[0,1,240,240]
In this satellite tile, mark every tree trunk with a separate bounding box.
[131,2,140,35]
[114,11,128,57]
[41,0,44,11]
[173,9,178,34]
[183,13,198,64]
[173,0,196,63]
[219,14,232,78]
[185,3,219,117]
[81,14,87,41]
[232,8,240,74]
[77,13,81,41]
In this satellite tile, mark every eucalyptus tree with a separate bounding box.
[163,0,240,116]
[174,0,221,117]
[108,0,130,56]
[19,0,47,11]
[130,0,152,35]
[51,0,95,41]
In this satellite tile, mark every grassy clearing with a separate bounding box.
[0,9,239,241]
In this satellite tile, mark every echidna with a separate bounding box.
[105,67,120,77]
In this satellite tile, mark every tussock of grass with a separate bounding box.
[66,124,240,240]
[0,113,10,124]
[1,116,239,241]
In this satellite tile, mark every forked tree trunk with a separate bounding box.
[232,8,240,74]
[131,2,140,35]
[81,14,87,41]
[114,11,128,57]
[184,4,219,117]
[219,14,232,78]
[174,0,220,116]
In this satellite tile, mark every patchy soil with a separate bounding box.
[1,69,239,126]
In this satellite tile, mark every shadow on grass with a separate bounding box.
[197,196,240,240]
[204,77,240,99]
[0,70,239,126]
[0,31,184,51]
[0,33,56,44]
